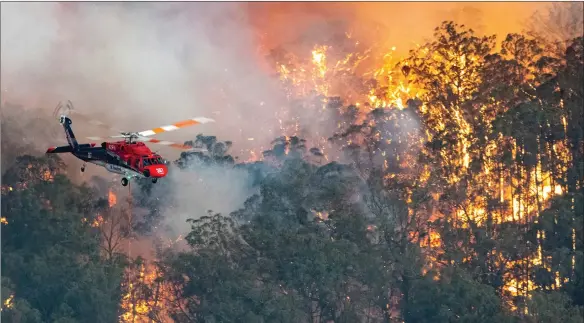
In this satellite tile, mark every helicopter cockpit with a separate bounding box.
[142,156,167,166]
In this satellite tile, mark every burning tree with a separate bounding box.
[147,19,583,322]
[2,5,583,323]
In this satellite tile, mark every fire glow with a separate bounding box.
[256,19,577,311]
[109,189,117,208]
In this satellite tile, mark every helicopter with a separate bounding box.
[46,101,214,186]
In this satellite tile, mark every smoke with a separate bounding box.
[247,2,552,58]
[1,2,282,237]
[155,163,255,237]
[1,2,558,236]
[1,2,288,156]
[1,2,555,159]
[526,2,584,49]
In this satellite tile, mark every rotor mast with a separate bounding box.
[121,133,140,144]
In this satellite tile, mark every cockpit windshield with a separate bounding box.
[142,157,164,166]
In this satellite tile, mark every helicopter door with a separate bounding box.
[132,157,140,170]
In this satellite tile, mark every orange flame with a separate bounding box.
[109,189,117,208]
[267,25,576,315]
[120,263,177,322]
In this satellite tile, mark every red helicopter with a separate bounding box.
[46,102,214,186]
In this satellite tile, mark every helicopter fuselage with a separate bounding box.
[46,116,168,186]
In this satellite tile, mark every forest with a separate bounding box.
[1,5,583,323]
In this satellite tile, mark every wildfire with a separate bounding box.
[314,210,329,221]
[0,185,14,195]
[279,43,419,109]
[92,215,104,228]
[268,24,576,314]
[120,263,176,323]
[311,45,328,78]
[1,294,14,312]
[109,189,117,208]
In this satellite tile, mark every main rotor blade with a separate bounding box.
[86,136,108,141]
[136,136,207,151]
[85,136,206,152]
[55,102,215,140]
[86,135,130,141]
[137,117,215,137]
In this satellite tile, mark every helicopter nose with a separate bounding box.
[148,165,168,178]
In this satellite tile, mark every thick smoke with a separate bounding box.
[158,163,254,236]
[2,2,284,233]
[247,2,551,58]
[1,2,554,234]
[1,2,287,156]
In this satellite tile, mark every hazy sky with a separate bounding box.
[1,2,555,150]
[247,2,552,56]
[0,1,573,235]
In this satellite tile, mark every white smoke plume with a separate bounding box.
[1,2,286,235]
[158,163,254,235]
[1,2,287,157]
[1,2,559,234]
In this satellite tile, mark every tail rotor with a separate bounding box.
[53,100,75,121]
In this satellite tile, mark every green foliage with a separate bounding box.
[404,268,513,323]
[161,213,306,323]
[181,134,236,167]
[1,277,42,323]
[526,291,584,323]
[1,156,125,322]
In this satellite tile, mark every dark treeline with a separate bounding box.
[2,18,583,323]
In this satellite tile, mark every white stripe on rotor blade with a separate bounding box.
[161,125,179,131]
[193,117,215,123]
[138,130,156,136]
[153,141,175,145]
[87,137,104,140]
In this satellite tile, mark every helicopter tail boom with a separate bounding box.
[46,145,74,154]
[59,116,80,151]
